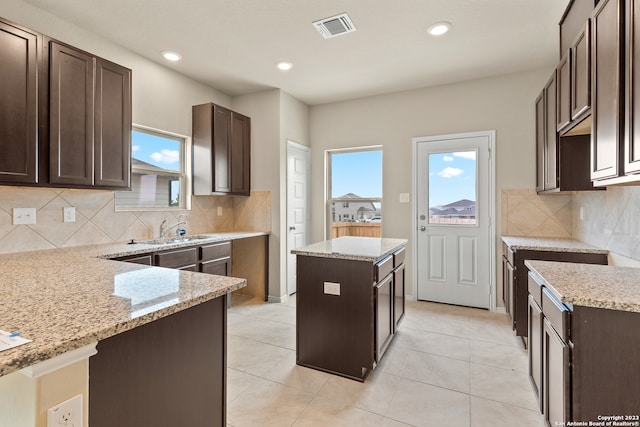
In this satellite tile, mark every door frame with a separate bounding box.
[411,130,497,311]
[286,140,310,296]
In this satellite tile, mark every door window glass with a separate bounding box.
[428,150,477,225]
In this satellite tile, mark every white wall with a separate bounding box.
[233,90,309,299]
[2,0,231,136]
[310,68,553,302]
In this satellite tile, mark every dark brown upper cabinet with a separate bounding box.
[193,103,251,196]
[557,22,592,136]
[0,15,131,190]
[536,72,559,192]
[625,0,640,174]
[0,19,39,184]
[49,40,131,189]
[591,0,623,182]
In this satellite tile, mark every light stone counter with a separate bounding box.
[501,236,608,254]
[525,260,640,313]
[0,232,266,377]
[292,236,407,262]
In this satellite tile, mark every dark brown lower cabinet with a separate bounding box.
[296,247,406,382]
[543,317,571,427]
[375,273,393,361]
[528,270,640,425]
[89,296,226,427]
[527,293,543,411]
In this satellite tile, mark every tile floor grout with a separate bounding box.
[226,295,545,427]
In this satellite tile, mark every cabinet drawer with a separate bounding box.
[375,255,393,281]
[393,247,406,267]
[114,253,153,265]
[503,242,515,265]
[200,241,231,262]
[201,258,231,276]
[542,288,570,341]
[155,247,198,268]
[528,273,543,307]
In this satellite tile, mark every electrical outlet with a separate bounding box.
[217,206,223,216]
[47,394,82,427]
[323,281,340,296]
[63,207,76,223]
[13,208,36,225]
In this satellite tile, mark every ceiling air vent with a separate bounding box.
[313,13,357,39]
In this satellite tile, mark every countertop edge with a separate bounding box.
[502,236,608,255]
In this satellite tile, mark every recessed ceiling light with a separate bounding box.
[161,51,182,61]
[277,61,293,71]
[428,21,451,36]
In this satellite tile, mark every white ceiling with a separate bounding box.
[22,0,570,105]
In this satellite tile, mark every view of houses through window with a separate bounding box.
[428,150,477,225]
[327,148,382,238]
[115,126,189,210]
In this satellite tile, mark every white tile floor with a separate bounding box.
[227,295,545,427]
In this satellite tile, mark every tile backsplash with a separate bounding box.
[501,189,572,238]
[573,186,640,261]
[0,186,271,254]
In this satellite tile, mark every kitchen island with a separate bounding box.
[292,236,407,382]
[0,233,260,427]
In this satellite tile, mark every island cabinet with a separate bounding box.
[526,266,640,426]
[501,238,607,341]
[90,295,227,427]
[192,103,251,196]
[294,237,407,382]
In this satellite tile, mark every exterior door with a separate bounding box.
[415,131,493,309]
[287,141,310,295]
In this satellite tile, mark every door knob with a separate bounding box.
[419,226,426,231]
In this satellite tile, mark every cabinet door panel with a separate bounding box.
[591,0,623,180]
[543,318,570,426]
[535,92,546,192]
[557,50,572,132]
[375,274,393,362]
[49,41,94,186]
[213,106,232,193]
[230,112,250,195]
[626,0,640,173]
[0,20,38,183]
[528,295,543,411]
[201,258,231,276]
[544,73,559,190]
[94,58,131,188]
[393,264,405,330]
[572,22,591,120]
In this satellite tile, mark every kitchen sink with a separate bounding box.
[139,235,212,245]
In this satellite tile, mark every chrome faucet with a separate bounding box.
[159,215,188,239]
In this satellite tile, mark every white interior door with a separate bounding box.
[287,141,310,295]
[415,131,494,309]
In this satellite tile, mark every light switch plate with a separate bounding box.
[399,193,410,203]
[323,282,340,296]
[13,208,36,225]
[63,207,76,223]
[217,206,223,216]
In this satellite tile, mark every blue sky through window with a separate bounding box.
[331,150,382,198]
[428,151,476,208]
[132,131,181,172]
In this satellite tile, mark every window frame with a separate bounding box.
[325,146,383,239]
[115,124,192,212]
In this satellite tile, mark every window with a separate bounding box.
[428,150,477,225]
[115,125,191,210]
[326,147,382,239]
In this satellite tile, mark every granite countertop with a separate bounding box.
[525,260,640,313]
[0,232,266,377]
[501,236,608,254]
[292,236,407,262]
